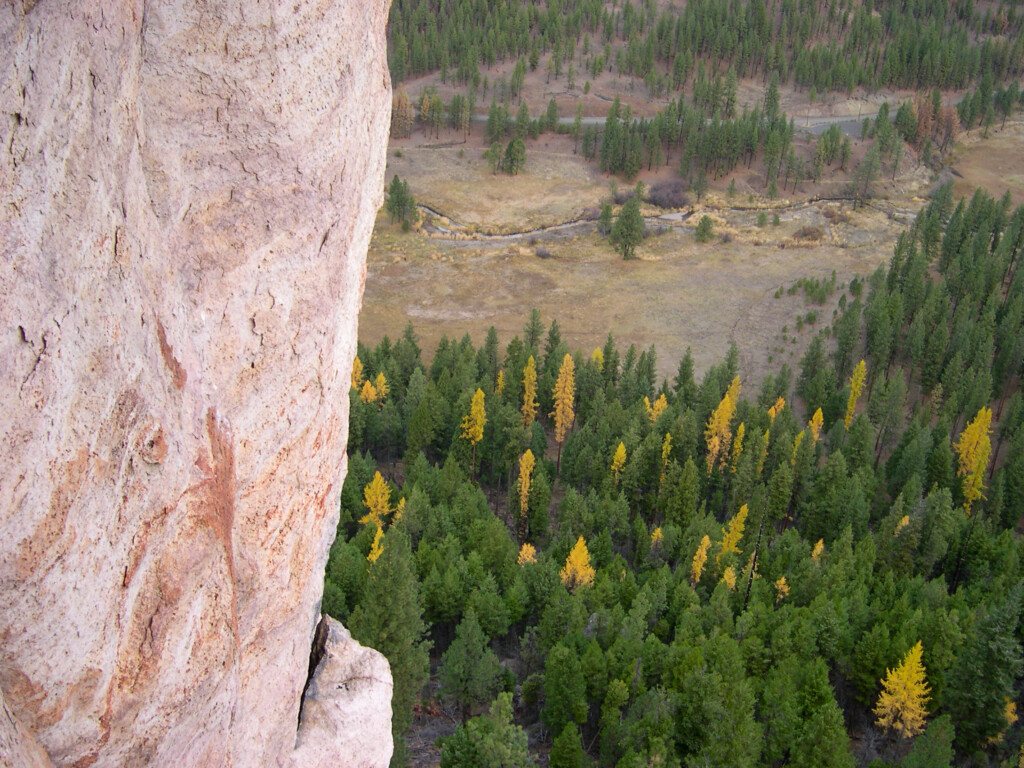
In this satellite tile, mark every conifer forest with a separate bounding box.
[329,0,1024,765]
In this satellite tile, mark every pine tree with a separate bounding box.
[551,354,576,471]
[521,355,539,427]
[440,693,532,768]
[953,407,992,515]
[874,640,931,738]
[439,608,501,722]
[348,527,430,760]
[560,535,595,590]
[543,643,588,735]
[611,195,645,259]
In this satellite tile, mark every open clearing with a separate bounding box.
[951,116,1024,206]
[364,110,1017,385]
[362,194,907,384]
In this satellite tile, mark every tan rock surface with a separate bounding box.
[0,1,392,766]
[293,617,394,768]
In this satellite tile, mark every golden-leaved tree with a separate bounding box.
[954,407,993,515]
[560,536,595,590]
[610,442,626,484]
[718,503,748,563]
[730,423,745,473]
[517,449,535,540]
[691,535,711,585]
[874,640,931,738]
[808,408,824,444]
[644,393,668,423]
[361,471,393,528]
[551,354,575,472]
[845,360,867,428]
[351,356,364,391]
[360,379,378,404]
[461,388,486,473]
[705,376,741,473]
[522,355,539,427]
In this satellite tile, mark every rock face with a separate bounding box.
[0,1,392,766]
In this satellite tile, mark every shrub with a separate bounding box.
[793,226,824,241]
[647,180,691,209]
[613,189,635,205]
[536,247,553,259]
[757,211,768,227]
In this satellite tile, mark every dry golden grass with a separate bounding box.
[951,116,1024,206]
[363,197,905,384]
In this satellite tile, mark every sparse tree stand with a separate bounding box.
[610,195,645,259]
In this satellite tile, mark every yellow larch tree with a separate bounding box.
[845,360,867,429]
[461,388,487,472]
[721,566,737,590]
[705,376,741,473]
[517,450,535,540]
[953,407,993,516]
[894,515,910,535]
[374,372,389,402]
[359,379,378,404]
[791,430,805,466]
[521,355,539,427]
[874,640,931,738]
[611,442,627,484]
[496,369,505,396]
[367,526,384,563]
[591,347,604,370]
[768,396,786,424]
[560,535,595,590]
[360,471,393,528]
[718,504,748,564]
[517,542,537,566]
[351,356,364,391]
[651,527,663,547]
[775,576,789,603]
[730,423,745,473]
[808,409,824,444]
[812,539,825,563]
[551,354,576,472]
[691,535,711,585]
[644,393,668,423]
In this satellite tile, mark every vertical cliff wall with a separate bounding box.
[0,1,392,766]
